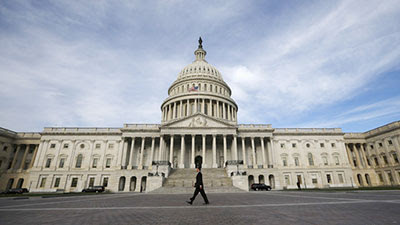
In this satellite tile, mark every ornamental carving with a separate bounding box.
[189,116,208,127]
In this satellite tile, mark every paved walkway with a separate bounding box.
[1,190,400,224]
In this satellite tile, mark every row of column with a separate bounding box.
[120,135,275,169]
[162,98,237,122]
[6,144,39,171]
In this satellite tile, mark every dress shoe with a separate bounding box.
[186,201,192,205]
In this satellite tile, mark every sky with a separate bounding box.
[0,0,399,133]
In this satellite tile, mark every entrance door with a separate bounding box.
[195,155,202,169]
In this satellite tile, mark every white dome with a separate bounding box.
[177,60,223,81]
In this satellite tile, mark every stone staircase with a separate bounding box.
[150,168,244,194]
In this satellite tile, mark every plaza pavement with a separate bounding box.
[0,190,400,225]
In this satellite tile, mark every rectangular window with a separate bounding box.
[378,173,384,183]
[366,158,371,166]
[294,157,299,166]
[282,158,287,167]
[103,177,109,187]
[383,155,389,165]
[280,144,285,148]
[320,143,325,148]
[334,156,340,165]
[63,144,69,148]
[45,158,52,168]
[388,172,394,182]
[312,178,318,184]
[388,140,393,145]
[326,174,332,184]
[392,153,399,164]
[284,175,290,185]
[3,146,7,151]
[71,178,78,187]
[331,143,336,148]
[374,157,379,166]
[40,177,46,188]
[54,178,60,188]
[95,143,101,149]
[370,145,374,149]
[108,144,114,149]
[106,158,111,168]
[89,177,95,187]
[379,143,383,147]
[338,174,344,183]
[292,143,296,148]
[50,144,56,149]
[59,158,65,168]
[323,157,328,166]
[92,158,98,168]
[0,160,2,168]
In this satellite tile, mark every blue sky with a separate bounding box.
[0,0,399,132]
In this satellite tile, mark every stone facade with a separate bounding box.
[1,40,399,192]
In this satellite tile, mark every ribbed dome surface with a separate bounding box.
[177,60,223,81]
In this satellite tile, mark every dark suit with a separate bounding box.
[190,171,209,204]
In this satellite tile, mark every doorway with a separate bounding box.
[195,155,202,169]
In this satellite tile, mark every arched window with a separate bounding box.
[308,153,314,166]
[75,154,83,168]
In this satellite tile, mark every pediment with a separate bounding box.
[163,113,235,128]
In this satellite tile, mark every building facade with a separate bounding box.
[1,40,399,192]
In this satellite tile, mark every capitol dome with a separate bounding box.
[161,38,238,125]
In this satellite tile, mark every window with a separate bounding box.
[388,140,393,145]
[95,144,101,149]
[334,156,340,165]
[89,177,95,187]
[392,153,399,164]
[331,143,336,148]
[326,174,332,184]
[338,174,344,183]
[92,158,98,168]
[63,144,69,148]
[75,154,83,168]
[370,145,374,149]
[312,176,318,184]
[284,175,290,185]
[50,144,56,149]
[308,153,314,166]
[80,144,85,149]
[71,178,78,187]
[366,157,371,166]
[45,158,52,168]
[322,156,328,166]
[374,157,379,166]
[3,146,7,151]
[379,143,383,147]
[59,158,65,168]
[378,173,384,183]
[294,157,299,166]
[306,143,310,148]
[28,146,34,153]
[320,143,325,148]
[108,144,114,149]
[382,155,389,165]
[40,177,46,188]
[103,177,109,187]
[54,178,60,188]
[292,143,296,148]
[0,160,2,168]
[106,158,111,168]
[388,172,394,182]
[282,157,287,167]
[280,144,285,148]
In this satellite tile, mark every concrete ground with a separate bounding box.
[0,190,400,225]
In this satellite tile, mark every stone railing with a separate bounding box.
[43,127,121,134]
[123,124,160,129]
[226,160,243,165]
[238,124,272,129]
[152,160,171,166]
[274,128,342,133]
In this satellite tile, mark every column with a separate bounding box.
[228,105,231,121]
[169,135,174,167]
[241,137,247,166]
[121,138,128,169]
[208,100,212,115]
[139,137,145,169]
[212,135,217,168]
[128,137,135,169]
[392,136,400,156]
[202,99,205,114]
[179,135,185,168]
[179,100,183,118]
[19,145,30,170]
[29,144,39,169]
[353,144,363,168]
[37,141,49,169]
[187,99,190,116]
[52,141,63,170]
[345,144,354,167]
[251,137,256,167]
[191,135,195,168]
[101,140,108,170]
[267,139,273,167]
[149,137,155,169]
[233,135,238,160]
[67,140,77,170]
[223,102,226,119]
[223,135,227,167]
[172,102,176,119]
[10,145,20,170]
[158,136,164,161]
[261,137,267,168]
[216,101,220,118]
[202,135,206,167]
[360,144,370,167]
[194,98,198,113]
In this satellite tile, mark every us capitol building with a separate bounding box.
[1,39,399,193]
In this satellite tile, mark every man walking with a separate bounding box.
[186,167,209,205]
